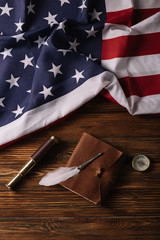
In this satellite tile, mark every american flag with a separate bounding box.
[0,0,159,148]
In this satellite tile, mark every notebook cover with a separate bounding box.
[60,132,124,204]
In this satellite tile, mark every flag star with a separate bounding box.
[36,64,40,69]
[59,0,70,6]
[0,3,13,16]
[57,20,66,33]
[39,85,53,99]
[43,39,49,46]
[44,12,58,27]
[71,69,85,84]
[0,32,3,35]
[78,0,87,11]
[15,20,24,32]
[34,36,47,49]
[12,33,25,42]
[89,8,102,21]
[69,39,80,52]
[20,54,34,69]
[85,26,98,38]
[6,74,20,89]
[0,48,13,59]
[27,89,31,93]
[58,49,71,56]
[0,97,5,107]
[48,63,62,77]
[86,54,97,61]
[12,105,24,118]
[27,2,35,14]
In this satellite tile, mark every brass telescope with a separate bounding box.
[6,136,58,189]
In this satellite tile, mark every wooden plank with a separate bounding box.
[0,96,160,239]
[0,187,160,217]
[0,217,160,240]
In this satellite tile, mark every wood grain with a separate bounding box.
[0,95,160,239]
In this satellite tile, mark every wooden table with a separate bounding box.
[0,95,160,240]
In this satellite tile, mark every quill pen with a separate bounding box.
[39,152,103,186]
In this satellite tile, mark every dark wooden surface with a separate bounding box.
[0,95,160,240]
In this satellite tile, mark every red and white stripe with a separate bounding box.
[102,0,160,115]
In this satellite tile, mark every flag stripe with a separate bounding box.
[101,89,120,105]
[102,53,160,79]
[104,76,160,115]
[105,0,160,12]
[126,95,160,115]
[132,9,160,25]
[134,0,160,9]
[119,74,160,98]
[102,32,160,59]
[103,12,160,40]
[106,8,160,26]
[106,8,133,26]
[105,0,133,12]
[104,82,160,115]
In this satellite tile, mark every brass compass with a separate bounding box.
[132,155,150,171]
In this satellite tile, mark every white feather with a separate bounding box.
[39,166,80,186]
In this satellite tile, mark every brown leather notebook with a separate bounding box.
[60,132,124,204]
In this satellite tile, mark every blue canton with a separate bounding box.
[0,0,106,126]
